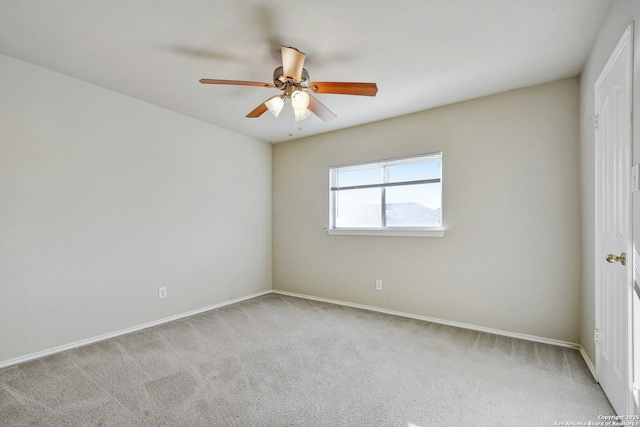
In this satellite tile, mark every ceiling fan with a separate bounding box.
[200,45,378,122]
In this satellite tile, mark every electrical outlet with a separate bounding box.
[158,287,167,299]
[375,280,382,291]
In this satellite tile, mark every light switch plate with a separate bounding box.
[632,163,639,192]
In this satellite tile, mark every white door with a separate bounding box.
[595,24,633,416]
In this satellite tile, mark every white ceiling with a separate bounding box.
[0,0,612,143]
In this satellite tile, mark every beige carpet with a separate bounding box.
[0,293,614,426]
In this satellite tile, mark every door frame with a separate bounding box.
[594,22,634,415]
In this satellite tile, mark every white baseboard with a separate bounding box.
[272,289,583,350]
[579,346,598,381]
[0,290,271,369]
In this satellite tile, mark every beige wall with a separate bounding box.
[579,0,640,367]
[0,48,591,365]
[0,54,272,364]
[273,78,581,343]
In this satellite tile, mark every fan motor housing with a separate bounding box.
[273,66,309,88]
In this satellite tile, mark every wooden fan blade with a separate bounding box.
[200,79,276,88]
[309,82,378,96]
[308,94,337,122]
[246,103,269,118]
[281,46,305,82]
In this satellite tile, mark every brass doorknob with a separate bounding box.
[606,253,627,266]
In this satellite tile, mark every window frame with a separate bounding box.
[327,152,445,237]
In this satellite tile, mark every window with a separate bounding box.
[328,153,444,237]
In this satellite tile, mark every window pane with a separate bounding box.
[334,188,382,228]
[336,166,383,188]
[385,183,441,227]
[386,160,440,183]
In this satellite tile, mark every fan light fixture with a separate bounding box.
[265,96,285,117]
[291,90,311,121]
[291,90,310,110]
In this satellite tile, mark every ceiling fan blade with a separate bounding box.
[281,46,305,82]
[246,102,269,118]
[200,79,276,88]
[309,82,378,96]
[307,94,337,122]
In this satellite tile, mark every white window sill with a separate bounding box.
[326,228,445,237]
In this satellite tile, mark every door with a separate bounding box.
[595,24,633,416]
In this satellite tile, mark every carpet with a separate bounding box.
[0,293,614,426]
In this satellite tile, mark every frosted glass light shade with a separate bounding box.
[291,90,310,110]
[294,108,311,121]
[265,96,285,117]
